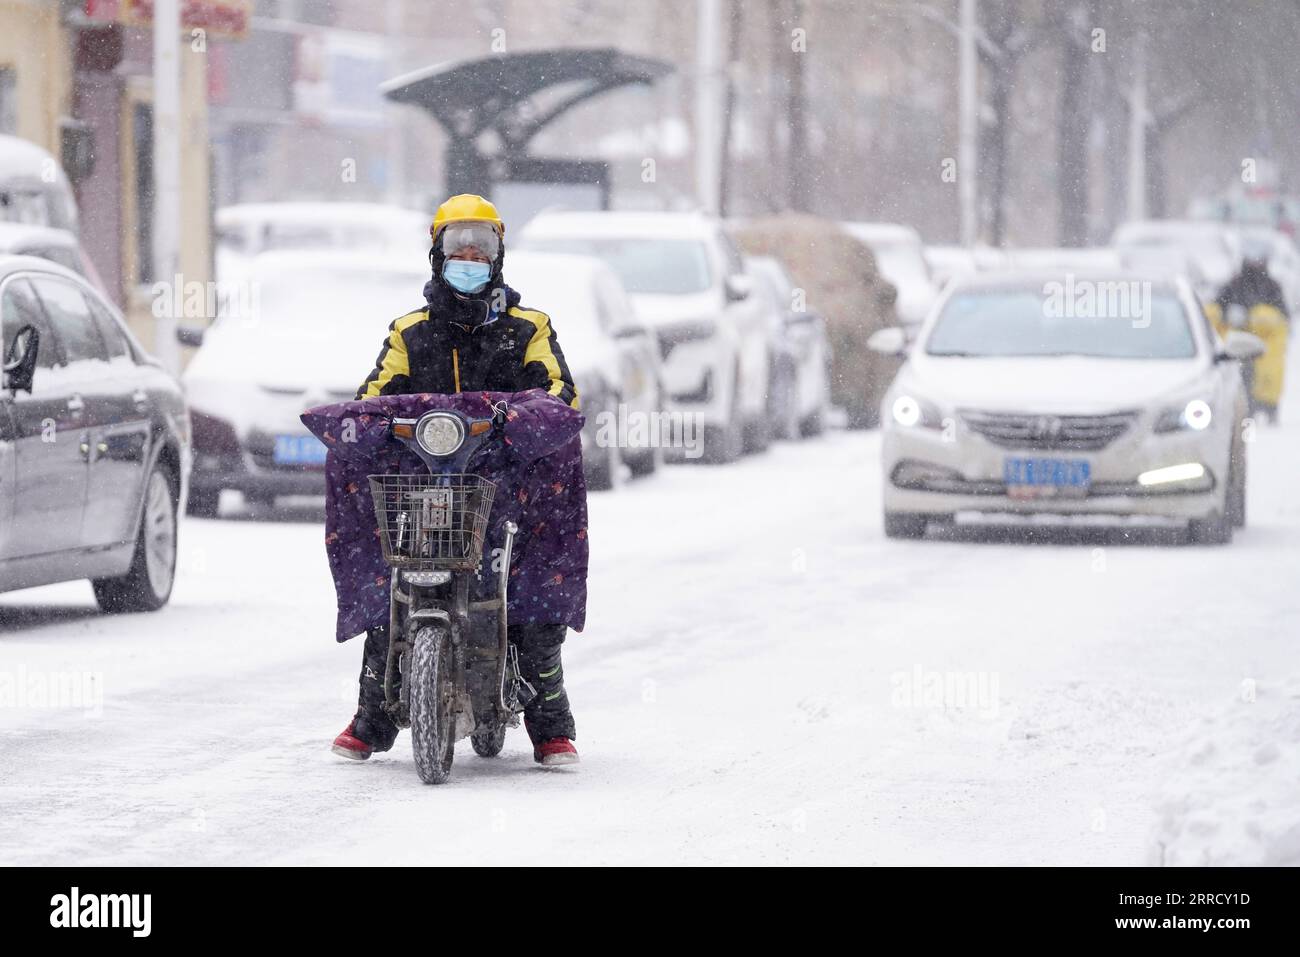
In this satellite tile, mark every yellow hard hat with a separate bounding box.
[430,193,505,240]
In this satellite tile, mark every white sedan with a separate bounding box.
[181,250,429,515]
[871,271,1265,544]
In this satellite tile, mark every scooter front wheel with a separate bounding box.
[410,624,456,784]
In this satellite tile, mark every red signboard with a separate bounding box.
[85,0,251,40]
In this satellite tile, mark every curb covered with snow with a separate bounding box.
[1148,678,1300,866]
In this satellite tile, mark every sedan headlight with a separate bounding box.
[890,394,945,430]
[416,412,465,456]
[1154,399,1213,433]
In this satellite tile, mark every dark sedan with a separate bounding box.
[0,256,190,611]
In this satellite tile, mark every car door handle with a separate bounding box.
[67,395,85,416]
[132,389,148,411]
[79,436,108,460]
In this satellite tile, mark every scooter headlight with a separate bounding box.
[416,412,465,456]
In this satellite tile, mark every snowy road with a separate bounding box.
[3,368,1299,866]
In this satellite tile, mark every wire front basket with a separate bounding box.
[367,473,497,571]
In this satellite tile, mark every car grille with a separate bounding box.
[959,410,1137,451]
[656,321,715,361]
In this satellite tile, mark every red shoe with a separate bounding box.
[533,737,579,767]
[331,719,375,761]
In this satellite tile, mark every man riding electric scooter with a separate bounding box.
[331,194,581,767]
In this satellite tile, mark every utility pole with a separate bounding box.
[1126,30,1147,222]
[959,0,979,246]
[695,0,723,215]
[152,0,181,373]
[385,0,405,208]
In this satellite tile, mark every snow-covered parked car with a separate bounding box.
[0,134,79,233]
[503,250,664,489]
[871,270,1263,543]
[0,222,106,295]
[0,256,189,611]
[181,251,428,516]
[843,222,940,328]
[518,210,773,462]
[1113,220,1240,301]
[214,202,430,286]
[745,254,831,439]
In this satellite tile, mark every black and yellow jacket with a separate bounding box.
[357,283,578,408]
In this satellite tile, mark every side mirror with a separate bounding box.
[1218,329,1266,362]
[176,325,206,348]
[725,274,752,302]
[867,326,908,356]
[2,324,40,393]
[613,323,650,340]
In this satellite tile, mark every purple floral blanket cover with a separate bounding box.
[300,390,588,642]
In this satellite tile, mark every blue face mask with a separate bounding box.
[442,259,492,294]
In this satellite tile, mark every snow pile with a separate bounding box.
[1148,677,1300,866]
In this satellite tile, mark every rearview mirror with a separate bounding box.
[725,274,752,302]
[2,323,40,393]
[1218,329,1266,362]
[867,326,908,356]
[176,325,206,348]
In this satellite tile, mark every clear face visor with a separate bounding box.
[440,222,501,261]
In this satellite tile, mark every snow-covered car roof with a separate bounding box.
[0,252,85,281]
[945,267,1185,293]
[0,221,81,251]
[506,249,614,289]
[1002,247,1124,272]
[215,202,430,229]
[0,135,78,232]
[519,209,720,241]
[0,135,61,178]
[842,221,923,247]
[243,248,427,278]
[1112,219,1237,246]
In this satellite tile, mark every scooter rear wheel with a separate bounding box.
[410,625,456,784]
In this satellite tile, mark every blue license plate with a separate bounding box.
[273,434,328,466]
[1004,457,1090,488]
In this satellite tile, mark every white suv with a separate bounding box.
[518,211,772,463]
